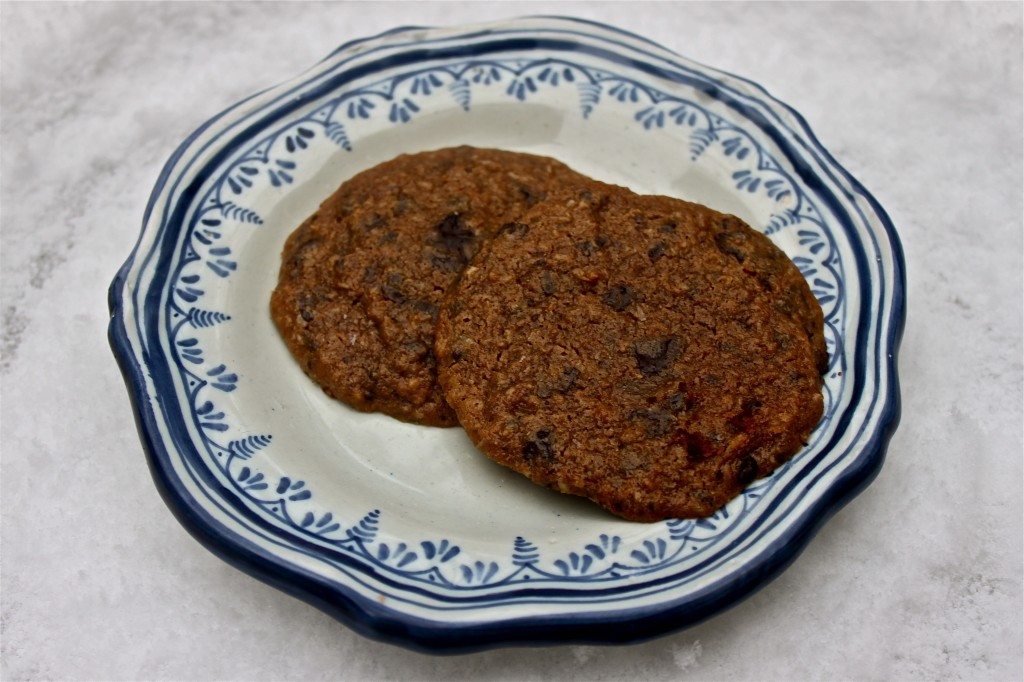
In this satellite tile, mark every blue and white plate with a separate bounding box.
[108,17,905,652]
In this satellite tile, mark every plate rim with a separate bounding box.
[107,16,906,653]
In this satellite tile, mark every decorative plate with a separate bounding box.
[108,17,905,652]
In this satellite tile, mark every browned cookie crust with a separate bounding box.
[712,217,828,373]
[270,147,589,426]
[435,185,825,521]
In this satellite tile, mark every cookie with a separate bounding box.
[270,146,589,426]
[435,185,825,520]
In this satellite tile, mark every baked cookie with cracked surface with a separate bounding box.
[435,184,825,520]
[270,146,589,426]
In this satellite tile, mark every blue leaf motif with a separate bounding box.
[732,170,761,193]
[388,98,420,124]
[227,434,271,460]
[324,122,352,150]
[420,539,459,562]
[512,536,539,566]
[448,79,471,111]
[766,208,802,235]
[469,66,501,85]
[346,510,380,543]
[176,286,204,304]
[188,308,231,328]
[505,76,537,101]
[346,97,376,119]
[599,533,622,554]
[459,561,499,584]
[720,136,752,161]
[218,201,263,225]
[668,104,699,127]
[667,518,696,540]
[178,337,204,364]
[577,82,601,118]
[634,106,665,130]
[689,128,717,161]
[206,363,238,392]
[410,74,443,95]
[608,81,640,103]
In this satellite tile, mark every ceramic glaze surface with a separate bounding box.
[108,17,904,650]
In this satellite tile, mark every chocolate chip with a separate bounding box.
[594,234,609,248]
[632,408,673,437]
[714,231,747,263]
[361,213,387,231]
[648,242,666,262]
[665,392,689,413]
[737,455,759,484]
[633,338,676,375]
[361,265,379,283]
[522,429,555,460]
[727,397,763,432]
[752,271,774,292]
[300,308,314,322]
[499,221,529,237]
[575,240,596,256]
[289,237,321,266]
[601,285,633,311]
[517,185,545,207]
[541,271,557,296]
[394,195,413,216]
[411,299,438,317]
[557,367,579,392]
[659,221,677,233]
[776,298,796,316]
[670,428,719,462]
[380,284,406,304]
[430,252,463,272]
[432,213,475,263]
[537,367,580,398]
[379,230,397,244]
[401,340,428,359]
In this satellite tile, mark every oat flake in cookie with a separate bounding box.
[270,147,589,426]
[435,184,826,521]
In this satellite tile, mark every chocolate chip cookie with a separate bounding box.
[435,184,825,520]
[270,147,589,426]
